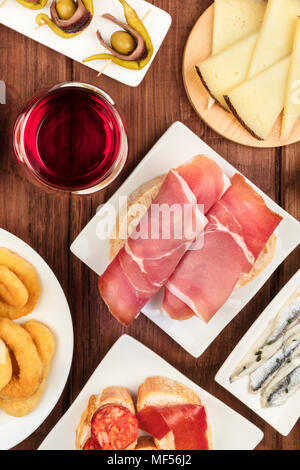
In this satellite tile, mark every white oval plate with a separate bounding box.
[215,269,300,436]
[39,334,263,450]
[0,228,73,450]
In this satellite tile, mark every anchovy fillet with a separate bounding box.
[249,333,300,393]
[230,287,300,383]
[262,360,300,407]
[265,295,300,345]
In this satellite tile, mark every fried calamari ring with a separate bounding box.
[0,265,28,308]
[0,339,12,391]
[0,318,42,399]
[0,248,41,320]
[0,321,55,417]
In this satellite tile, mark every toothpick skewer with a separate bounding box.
[97,8,151,78]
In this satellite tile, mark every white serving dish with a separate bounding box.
[215,269,300,436]
[0,228,73,449]
[39,334,264,450]
[0,0,171,87]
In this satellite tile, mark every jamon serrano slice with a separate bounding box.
[162,174,282,322]
[98,155,230,326]
[138,404,210,450]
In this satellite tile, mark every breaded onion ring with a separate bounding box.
[0,339,12,391]
[0,248,41,320]
[0,321,55,417]
[0,318,42,399]
[0,265,28,308]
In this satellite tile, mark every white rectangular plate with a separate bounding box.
[0,0,171,87]
[215,269,300,436]
[39,334,263,450]
[71,121,300,358]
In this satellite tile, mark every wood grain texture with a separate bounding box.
[0,0,299,450]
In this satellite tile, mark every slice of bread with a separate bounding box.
[137,377,213,450]
[109,175,277,296]
[76,386,137,450]
[135,436,157,450]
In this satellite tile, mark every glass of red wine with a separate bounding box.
[13,82,128,194]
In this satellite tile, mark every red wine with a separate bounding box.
[18,86,124,191]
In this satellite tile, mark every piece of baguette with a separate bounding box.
[109,175,277,291]
[76,386,137,450]
[137,377,213,450]
[135,436,157,450]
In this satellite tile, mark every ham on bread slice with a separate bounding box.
[76,386,138,450]
[98,155,230,326]
[137,377,213,450]
[162,174,282,321]
[109,170,280,323]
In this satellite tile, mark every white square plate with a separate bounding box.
[71,121,300,358]
[215,269,300,436]
[0,0,171,87]
[38,334,264,450]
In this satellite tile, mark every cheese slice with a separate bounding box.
[282,18,300,138]
[207,0,266,110]
[197,33,258,110]
[225,57,290,140]
[248,0,300,78]
[213,0,266,54]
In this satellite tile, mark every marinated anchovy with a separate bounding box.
[262,362,300,407]
[265,295,300,346]
[230,287,300,383]
[249,332,300,393]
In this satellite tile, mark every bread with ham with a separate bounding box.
[76,386,138,450]
[110,168,281,322]
[137,376,213,450]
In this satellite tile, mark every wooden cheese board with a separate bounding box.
[182,4,300,148]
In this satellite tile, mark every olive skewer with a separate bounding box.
[36,0,94,37]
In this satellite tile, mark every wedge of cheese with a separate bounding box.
[197,33,258,110]
[225,57,290,140]
[282,18,300,138]
[207,0,266,109]
[248,0,300,78]
[212,0,266,54]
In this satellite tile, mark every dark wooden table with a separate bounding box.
[0,0,299,451]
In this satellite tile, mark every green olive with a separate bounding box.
[111,30,136,55]
[56,0,77,20]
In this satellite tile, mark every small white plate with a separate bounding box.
[215,269,300,436]
[38,334,263,450]
[0,0,171,87]
[0,228,73,450]
[71,121,300,358]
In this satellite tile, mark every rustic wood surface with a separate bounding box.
[0,0,299,451]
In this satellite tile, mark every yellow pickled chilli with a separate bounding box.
[83,0,154,71]
[36,0,93,38]
[16,0,48,9]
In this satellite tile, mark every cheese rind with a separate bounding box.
[248,0,300,78]
[225,57,290,140]
[213,0,266,54]
[282,18,300,138]
[207,0,266,110]
[197,33,258,110]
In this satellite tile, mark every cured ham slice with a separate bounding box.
[162,174,282,322]
[138,405,209,450]
[98,155,230,326]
